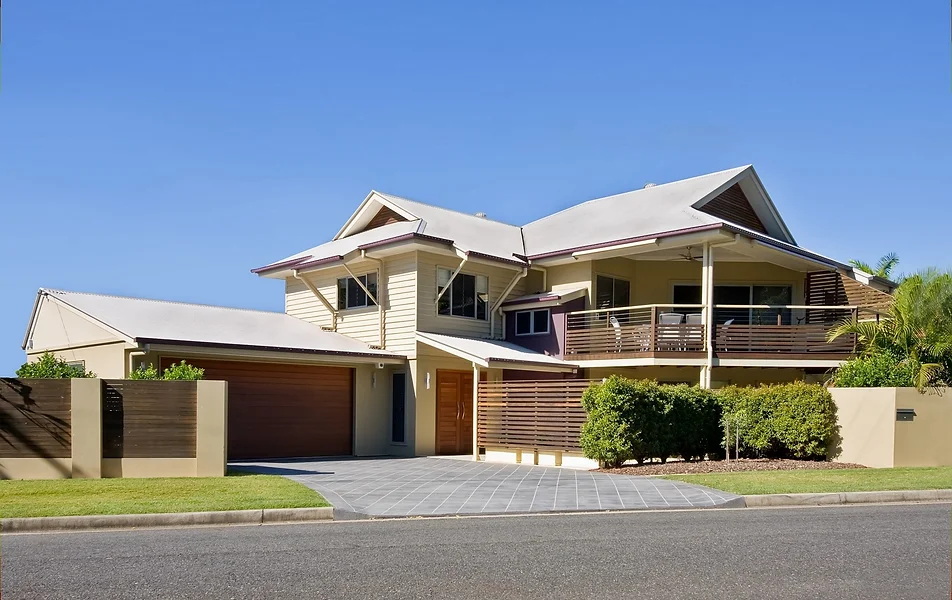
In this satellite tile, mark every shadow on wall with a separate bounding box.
[0,378,72,479]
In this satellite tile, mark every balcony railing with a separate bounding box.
[565,304,706,357]
[565,304,866,359]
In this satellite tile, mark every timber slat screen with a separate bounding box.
[805,271,894,314]
[102,380,197,459]
[477,380,592,452]
[0,378,71,459]
[565,305,705,357]
[714,323,855,354]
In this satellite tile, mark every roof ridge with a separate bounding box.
[377,191,522,229]
[522,165,750,227]
[44,288,288,317]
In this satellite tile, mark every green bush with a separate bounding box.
[126,362,203,381]
[128,364,160,380]
[831,350,919,388]
[16,352,96,378]
[719,382,838,460]
[160,361,204,381]
[579,377,722,466]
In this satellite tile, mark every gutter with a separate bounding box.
[134,337,403,362]
[489,268,527,338]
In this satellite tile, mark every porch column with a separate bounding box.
[472,363,480,461]
[700,242,714,389]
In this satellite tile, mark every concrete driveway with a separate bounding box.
[235,457,742,517]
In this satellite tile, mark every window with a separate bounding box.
[437,267,488,320]
[596,275,630,310]
[391,373,406,444]
[337,272,377,310]
[515,309,550,335]
[672,284,792,325]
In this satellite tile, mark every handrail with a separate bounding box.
[713,304,858,310]
[567,303,705,316]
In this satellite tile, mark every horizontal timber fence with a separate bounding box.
[0,378,227,480]
[477,380,593,453]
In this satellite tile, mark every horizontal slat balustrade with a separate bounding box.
[565,304,705,357]
[477,380,593,452]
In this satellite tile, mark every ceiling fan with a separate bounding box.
[668,246,702,262]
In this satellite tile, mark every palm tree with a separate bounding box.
[829,268,952,389]
[849,252,899,280]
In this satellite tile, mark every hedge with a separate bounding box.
[579,378,838,466]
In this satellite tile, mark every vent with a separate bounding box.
[474,212,487,218]
[644,183,657,189]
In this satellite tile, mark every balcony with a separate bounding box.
[565,304,866,362]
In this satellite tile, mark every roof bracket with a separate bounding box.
[293,270,338,330]
[434,255,469,306]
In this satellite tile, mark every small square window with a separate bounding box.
[515,309,550,335]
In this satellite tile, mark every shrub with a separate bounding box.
[579,377,722,466]
[831,350,919,388]
[160,361,204,381]
[16,352,96,378]
[719,382,838,460]
[126,362,203,381]
[128,364,160,380]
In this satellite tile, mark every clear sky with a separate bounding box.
[1,1,949,374]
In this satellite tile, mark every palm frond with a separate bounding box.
[875,253,899,279]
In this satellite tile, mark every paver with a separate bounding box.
[236,457,742,517]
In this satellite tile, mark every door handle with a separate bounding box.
[461,401,465,420]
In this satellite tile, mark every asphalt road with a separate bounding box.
[2,504,950,599]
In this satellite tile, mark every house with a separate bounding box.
[23,165,894,461]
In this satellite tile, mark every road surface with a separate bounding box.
[2,504,949,599]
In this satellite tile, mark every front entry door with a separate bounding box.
[436,370,473,455]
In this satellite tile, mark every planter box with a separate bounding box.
[830,387,952,468]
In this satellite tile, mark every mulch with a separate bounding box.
[598,458,867,476]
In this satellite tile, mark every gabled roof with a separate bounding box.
[416,331,575,372]
[500,287,587,311]
[521,165,794,258]
[24,289,402,361]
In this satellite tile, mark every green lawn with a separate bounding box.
[663,466,952,495]
[0,473,329,519]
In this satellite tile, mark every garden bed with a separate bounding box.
[599,458,866,476]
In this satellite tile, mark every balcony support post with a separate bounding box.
[700,242,715,389]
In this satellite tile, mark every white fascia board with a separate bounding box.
[487,360,575,373]
[713,358,845,368]
[146,344,406,366]
[571,357,708,368]
[744,166,796,245]
[415,332,490,368]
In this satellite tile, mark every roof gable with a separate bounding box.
[696,183,767,234]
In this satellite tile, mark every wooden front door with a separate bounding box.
[436,370,473,455]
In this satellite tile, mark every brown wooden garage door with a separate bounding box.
[160,358,353,460]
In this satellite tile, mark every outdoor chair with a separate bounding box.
[609,315,623,352]
[657,312,684,350]
[717,318,735,351]
[685,313,703,349]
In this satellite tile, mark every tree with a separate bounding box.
[829,268,952,390]
[16,352,96,378]
[849,252,899,280]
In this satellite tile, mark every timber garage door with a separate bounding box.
[160,358,353,460]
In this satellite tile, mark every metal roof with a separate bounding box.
[27,289,401,360]
[416,331,575,372]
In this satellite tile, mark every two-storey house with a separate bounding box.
[23,165,894,461]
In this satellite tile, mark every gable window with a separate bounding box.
[438,267,488,320]
[515,309,550,336]
[337,272,377,310]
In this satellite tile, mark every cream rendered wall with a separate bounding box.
[416,251,528,339]
[893,388,952,467]
[831,388,899,467]
[28,342,130,379]
[285,252,417,356]
[545,261,594,308]
[410,343,479,456]
[353,364,391,456]
[586,366,702,383]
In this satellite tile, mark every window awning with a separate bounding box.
[416,332,576,373]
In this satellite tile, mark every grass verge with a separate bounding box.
[662,466,952,495]
[0,472,328,519]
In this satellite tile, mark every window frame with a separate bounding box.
[436,266,489,321]
[514,308,551,336]
[671,283,794,325]
[337,271,378,310]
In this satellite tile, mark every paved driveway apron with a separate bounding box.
[237,457,742,517]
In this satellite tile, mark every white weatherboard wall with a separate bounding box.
[416,251,528,340]
[285,252,417,356]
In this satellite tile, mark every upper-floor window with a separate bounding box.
[672,284,792,324]
[596,275,630,310]
[515,309,550,335]
[438,267,488,320]
[338,272,377,310]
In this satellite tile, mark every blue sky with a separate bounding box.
[1,1,949,373]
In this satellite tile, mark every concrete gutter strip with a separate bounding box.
[1,507,334,533]
[743,489,952,508]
